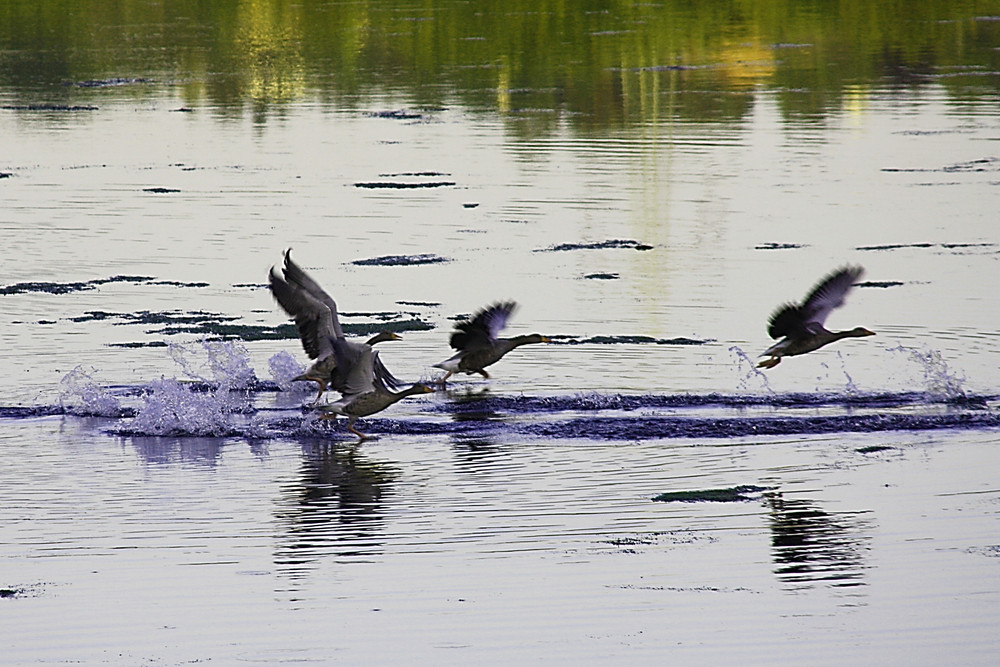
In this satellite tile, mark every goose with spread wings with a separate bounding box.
[758,265,875,369]
[268,249,402,404]
[434,301,550,384]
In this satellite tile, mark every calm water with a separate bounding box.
[2,1,1000,663]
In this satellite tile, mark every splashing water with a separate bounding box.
[128,341,259,436]
[729,346,774,395]
[168,340,257,389]
[129,378,250,436]
[894,345,967,401]
[268,350,308,392]
[819,352,861,396]
[58,366,123,417]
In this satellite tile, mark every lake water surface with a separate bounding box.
[2,2,1000,664]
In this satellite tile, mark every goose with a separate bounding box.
[268,249,402,403]
[758,265,875,369]
[434,301,550,384]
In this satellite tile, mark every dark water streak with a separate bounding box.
[10,389,996,440]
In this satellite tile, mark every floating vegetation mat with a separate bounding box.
[535,239,653,252]
[350,254,451,266]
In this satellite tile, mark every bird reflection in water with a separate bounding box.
[766,493,872,592]
[273,442,396,573]
[440,387,503,423]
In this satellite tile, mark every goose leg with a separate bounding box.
[757,357,781,369]
[436,370,453,386]
[347,417,374,443]
[306,379,327,407]
[477,369,490,379]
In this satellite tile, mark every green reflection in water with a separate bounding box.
[1,0,998,125]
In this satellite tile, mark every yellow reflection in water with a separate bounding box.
[842,84,871,125]
[715,41,777,89]
[234,0,305,107]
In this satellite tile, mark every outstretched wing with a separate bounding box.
[281,249,344,339]
[766,265,863,339]
[800,265,864,330]
[268,265,337,360]
[449,301,518,351]
[372,351,404,391]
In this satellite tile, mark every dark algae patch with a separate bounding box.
[1,275,156,296]
[857,242,996,252]
[365,109,426,120]
[70,77,152,87]
[1,104,98,111]
[856,445,896,454]
[354,181,455,189]
[351,254,451,266]
[756,242,807,250]
[535,239,653,252]
[83,310,433,343]
[652,485,768,503]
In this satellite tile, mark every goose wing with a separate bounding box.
[281,249,344,339]
[800,265,864,331]
[269,265,337,360]
[333,339,376,397]
[372,351,404,391]
[449,301,517,351]
[767,266,863,339]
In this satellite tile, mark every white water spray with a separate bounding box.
[58,366,123,417]
[129,341,259,436]
[729,345,775,394]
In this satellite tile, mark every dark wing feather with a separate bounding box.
[372,351,404,391]
[449,301,518,351]
[767,266,863,338]
[766,303,809,339]
[269,266,336,359]
[281,249,344,339]
[799,265,864,330]
[331,339,375,396]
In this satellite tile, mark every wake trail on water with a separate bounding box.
[0,341,993,441]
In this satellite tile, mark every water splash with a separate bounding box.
[58,366,124,417]
[127,341,258,436]
[268,350,308,392]
[128,378,250,436]
[895,345,967,401]
[729,346,774,395]
[167,340,256,389]
[820,352,861,396]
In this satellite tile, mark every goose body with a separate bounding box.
[319,382,435,441]
[758,265,875,369]
[269,249,402,403]
[434,301,550,383]
[291,330,400,403]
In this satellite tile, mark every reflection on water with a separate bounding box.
[273,442,395,573]
[1,1,998,124]
[766,493,871,592]
[129,435,226,466]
